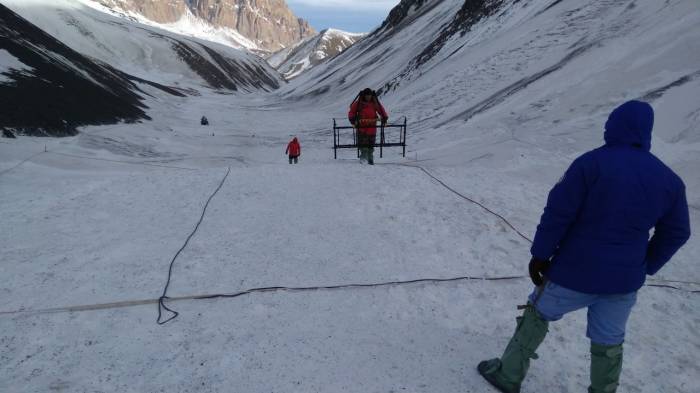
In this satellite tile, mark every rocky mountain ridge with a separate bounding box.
[268,29,365,79]
[90,0,316,51]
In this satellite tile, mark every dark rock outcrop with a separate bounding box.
[379,0,431,32]
[379,0,508,94]
[413,0,506,67]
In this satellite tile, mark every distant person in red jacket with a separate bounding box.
[286,137,301,164]
[348,88,388,165]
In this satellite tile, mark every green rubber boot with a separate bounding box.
[589,343,623,393]
[478,307,549,393]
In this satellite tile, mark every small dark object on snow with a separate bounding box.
[201,116,209,126]
[528,257,550,287]
[2,129,16,138]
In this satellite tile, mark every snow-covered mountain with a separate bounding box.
[267,29,366,79]
[279,0,700,226]
[4,0,283,90]
[83,0,316,52]
[1,0,282,135]
[284,0,700,157]
[0,4,153,136]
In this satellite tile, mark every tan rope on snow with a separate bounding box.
[1,275,696,319]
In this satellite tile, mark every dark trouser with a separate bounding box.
[288,155,299,164]
[357,132,376,163]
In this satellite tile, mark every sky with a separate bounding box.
[286,0,401,34]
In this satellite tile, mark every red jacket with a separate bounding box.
[348,99,388,135]
[286,138,301,156]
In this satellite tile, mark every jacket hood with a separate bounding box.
[604,100,654,151]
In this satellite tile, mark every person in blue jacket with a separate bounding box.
[478,100,691,393]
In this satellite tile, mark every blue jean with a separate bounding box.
[528,281,637,345]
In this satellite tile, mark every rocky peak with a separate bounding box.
[91,0,316,51]
[269,28,366,79]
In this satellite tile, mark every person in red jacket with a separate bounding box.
[348,88,388,165]
[285,137,301,164]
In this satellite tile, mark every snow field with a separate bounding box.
[1,269,696,392]
[1,124,697,392]
[0,162,221,311]
[167,164,530,296]
[2,68,698,390]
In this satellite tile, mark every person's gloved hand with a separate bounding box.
[528,257,550,287]
[381,117,388,126]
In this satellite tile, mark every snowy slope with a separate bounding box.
[281,0,700,212]
[3,0,282,91]
[0,4,151,136]
[0,89,697,392]
[0,0,699,392]
[268,28,366,79]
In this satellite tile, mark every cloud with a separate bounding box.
[286,0,401,12]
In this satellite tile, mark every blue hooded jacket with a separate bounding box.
[531,101,691,294]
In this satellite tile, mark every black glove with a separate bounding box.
[528,257,550,287]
